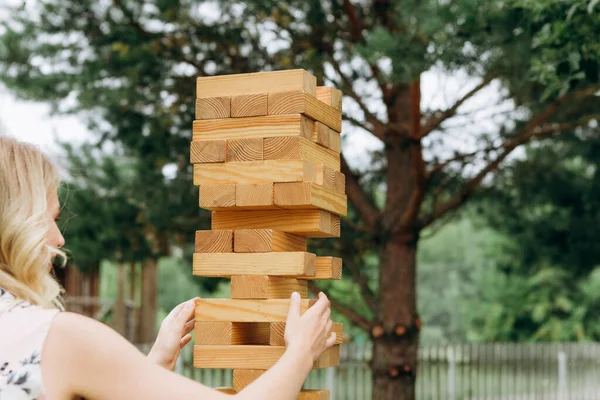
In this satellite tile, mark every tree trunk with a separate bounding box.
[371,80,422,399]
[372,236,419,399]
[139,258,158,344]
[114,263,126,336]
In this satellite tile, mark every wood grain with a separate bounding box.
[235,183,274,209]
[190,140,226,163]
[195,322,271,345]
[234,229,307,253]
[193,114,312,141]
[194,230,233,253]
[193,345,340,369]
[316,86,342,111]
[230,276,308,299]
[316,165,345,194]
[199,184,236,210]
[194,321,233,345]
[274,182,348,216]
[311,256,343,280]
[226,138,263,162]
[193,160,316,186]
[212,209,340,238]
[195,97,231,120]
[193,252,316,277]
[313,121,331,149]
[263,136,340,171]
[196,69,316,98]
[231,93,268,117]
[268,90,342,132]
[194,298,315,322]
[233,370,264,392]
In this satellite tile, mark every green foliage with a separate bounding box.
[472,137,600,341]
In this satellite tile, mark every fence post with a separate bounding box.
[448,346,456,400]
[558,350,567,400]
[326,367,337,400]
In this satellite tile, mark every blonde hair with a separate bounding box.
[0,136,65,309]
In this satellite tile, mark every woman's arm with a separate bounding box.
[41,292,335,400]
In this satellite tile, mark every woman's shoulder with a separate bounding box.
[0,289,61,399]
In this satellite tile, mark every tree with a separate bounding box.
[473,136,600,341]
[1,0,600,398]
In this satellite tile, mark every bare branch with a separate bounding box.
[308,282,373,331]
[427,143,505,179]
[419,86,600,229]
[341,154,381,232]
[421,72,500,137]
[330,58,387,140]
[344,114,375,134]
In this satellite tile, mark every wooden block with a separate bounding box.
[193,252,316,277]
[313,121,331,149]
[212,210,340,238]
[195,230,233,253]
[313,122,342,153]
[199,184,236,210]
[316,86,342,111]
[274,182,347,216]
[263,137,340,171]
[194,321,233,345]
[193,114,313,141]
[303,256,343,280]
[195,298,315,322]
[235,183,274,209]
[226,138,263,162]
[298,390,330,400]
[268,91,342,132]
[196,69,317,98]
[215,388,237,394]
[316,165,345,194]
[190,140,226,164]
[233,370,264,392]
[195,322,271,345]
[231,276,308,299]
[231,93,268,117]
[269,322,344,346]
[313,346,340,368]
[195,97,231,120]
[193,160,316,186]
[329,130,341,153]
[234,229,307,253]
[214,387,329,399]
[194,345,340,369]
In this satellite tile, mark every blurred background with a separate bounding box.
[1,0,600,399]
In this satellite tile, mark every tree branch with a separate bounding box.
[419,86,600,229]
[344,113,375,134]
[308,282,373,331]
[329,57,387,140]
[342,255,378,315]
[421,72,500,137]
[341,153,381,232]
[427,143,505,179]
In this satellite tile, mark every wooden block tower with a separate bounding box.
[190,69,346,399]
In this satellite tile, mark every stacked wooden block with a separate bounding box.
[191,69,346,399]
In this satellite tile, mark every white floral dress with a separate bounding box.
[0,288,59,400]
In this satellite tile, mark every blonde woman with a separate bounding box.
[0,136,337,400]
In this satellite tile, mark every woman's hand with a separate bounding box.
[284,292,337,363]
[147,298,197,371]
